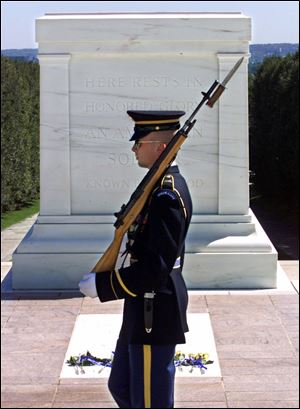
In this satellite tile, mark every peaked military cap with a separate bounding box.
[127,110,185,141]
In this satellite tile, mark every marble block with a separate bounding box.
[12,12,278,289]
[60,313,221,378]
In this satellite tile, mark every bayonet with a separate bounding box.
[221,56,244,87]
[207,56,244,107]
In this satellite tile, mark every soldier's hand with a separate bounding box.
[79,272,97,298]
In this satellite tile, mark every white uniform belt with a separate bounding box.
[130,256,181,269]
[173,257,181,269]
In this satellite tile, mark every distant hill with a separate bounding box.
[249,43,299,73]
[1,44,299,72]
[1,48,38,61]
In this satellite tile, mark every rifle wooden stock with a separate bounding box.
[92,133,187,273]
[92,228,124,272]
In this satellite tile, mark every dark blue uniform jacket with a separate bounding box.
[96,165,193,345]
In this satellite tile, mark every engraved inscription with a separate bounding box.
[83,127,131,140]
[86,177,140,190]
[108,153,136,166]
[72,123,204,143]
[84,76,203,89]
[188,179,204,189]
[84,100,198,113]
[85,177,204,191]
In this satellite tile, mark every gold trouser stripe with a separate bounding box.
[135,118,179,125]
[143,345,151,408]
[114,270,137,297]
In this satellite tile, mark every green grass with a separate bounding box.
[1,199,40,230]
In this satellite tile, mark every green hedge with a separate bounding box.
[1,57,40,212]
[249,51,299,202]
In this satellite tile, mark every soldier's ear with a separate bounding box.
[157,142,167,153]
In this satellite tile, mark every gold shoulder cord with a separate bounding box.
[160,174,175,190]
[110,271,119,299]
[114,269,137,297]
[161,174,187,219]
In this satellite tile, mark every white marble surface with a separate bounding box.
[12,12,277,290]
[12,207,278,290]
[36,13,250,215]
[36,13,251,49]
[60,313,221,378]
[39,53,248,214]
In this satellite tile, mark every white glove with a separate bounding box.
[79,272,97,298]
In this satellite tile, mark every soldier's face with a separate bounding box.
[132,133,166,169]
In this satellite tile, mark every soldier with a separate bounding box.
[79,110,193,408]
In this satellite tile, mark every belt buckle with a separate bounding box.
[144,291,155,299]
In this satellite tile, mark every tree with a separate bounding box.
[1,57,40,212]
[249,51,299,203]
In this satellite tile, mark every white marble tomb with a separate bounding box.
[12,13,277,289]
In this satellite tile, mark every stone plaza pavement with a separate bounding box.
[1,215,299,408]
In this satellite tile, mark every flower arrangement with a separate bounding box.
[174,351,214,374]
[67,350,213,375]
[66,350,113,374]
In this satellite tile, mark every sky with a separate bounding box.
[1,1,299,49]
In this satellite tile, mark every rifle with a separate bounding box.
[92,57,244,273]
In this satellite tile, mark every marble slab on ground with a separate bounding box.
[291,280,299,293]
[60,313,221,378]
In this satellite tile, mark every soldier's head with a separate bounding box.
[127,110,185,168]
